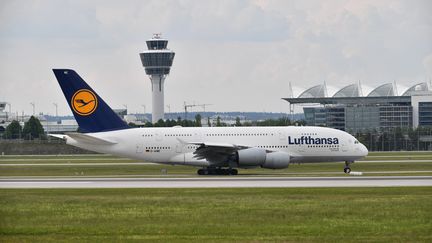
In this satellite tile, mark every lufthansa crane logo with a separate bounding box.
[71,89,98,116]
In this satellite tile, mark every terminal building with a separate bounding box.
[283,82,432,134]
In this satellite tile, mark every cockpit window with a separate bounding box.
[354,140,359,144]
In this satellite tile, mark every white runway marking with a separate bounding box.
[1,176,431,188]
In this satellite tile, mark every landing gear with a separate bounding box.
[196,168,238,176]
[344,161,353,174]
[197,169,207,175]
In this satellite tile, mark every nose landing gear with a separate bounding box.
[344,161,353,174]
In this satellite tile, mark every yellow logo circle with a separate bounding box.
[71,89,98,116]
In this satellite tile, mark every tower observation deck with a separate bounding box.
[139,33,175,123]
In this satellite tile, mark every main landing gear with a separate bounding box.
[197,168,238,175]
[344,161,353,174]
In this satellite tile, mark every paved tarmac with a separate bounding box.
[1,176,431,188]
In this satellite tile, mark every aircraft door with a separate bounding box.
[278,131,286,145]
[175,144,183,153]
[294,133,305,152]
[341,139,348,152]
[136,143,144,153]
[155,132,163,142]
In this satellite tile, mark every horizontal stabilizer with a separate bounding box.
[65,132,117,145]
[48,134,67,140]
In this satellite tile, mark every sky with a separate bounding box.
[0,0,431,116]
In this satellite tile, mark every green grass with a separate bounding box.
[1,162,432,177]
[0,188,431,242]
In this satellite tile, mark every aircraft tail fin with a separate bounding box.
[52,69,129,133]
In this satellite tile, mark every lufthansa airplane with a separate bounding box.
[51,69,368,175]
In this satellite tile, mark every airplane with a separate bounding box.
[50,69,368,175]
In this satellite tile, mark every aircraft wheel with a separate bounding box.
[344,167,351,174]
[230,169,238,175]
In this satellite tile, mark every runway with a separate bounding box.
[1,176,431,188]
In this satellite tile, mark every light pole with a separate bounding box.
[30,102,35,116]
[166,105,171,119]
[53,103,58,132]
[141,104,146,115]
[141,104,146,121]
[6,103,11,121]
[53,103,58,118]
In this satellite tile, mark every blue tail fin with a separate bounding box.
[53,69,129,133]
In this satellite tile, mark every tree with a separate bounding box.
[128,122,138,127]
[4,120,22,139]
[235,117,242,127]
[22,116,45,140]
[207,117,211,127]
[216,116,222,127]
[154,119,166,127]
[195,114,202,127]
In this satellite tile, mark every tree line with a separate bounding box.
[129,115,303,128]
[2,116,45,140]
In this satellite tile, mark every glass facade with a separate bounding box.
[140,52,175,75]
[304,105,412,133]
[419,102,432,126]
[379,106,412,130]
[346,106,380,132]
[146,40,168,50]
[326,107,345,130]
[305,107,345,130]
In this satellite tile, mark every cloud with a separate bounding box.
[424,54,432,77]
[0,0,431,115]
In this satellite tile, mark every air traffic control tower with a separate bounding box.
[140,34,175,123]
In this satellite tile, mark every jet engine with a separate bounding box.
[236,147,267,167]
[262,151,290,169]
[236,148,290,169]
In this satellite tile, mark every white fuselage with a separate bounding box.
[65,126,368,168]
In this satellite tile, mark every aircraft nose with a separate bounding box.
[360,144,369,157]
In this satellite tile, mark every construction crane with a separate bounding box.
[183,102,212,120]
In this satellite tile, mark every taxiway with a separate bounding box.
[1,176,431,188]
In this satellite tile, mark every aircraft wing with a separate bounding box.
[186,141,250,163]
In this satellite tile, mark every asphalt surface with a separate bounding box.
[1,176,431,188]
